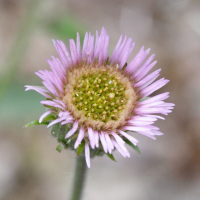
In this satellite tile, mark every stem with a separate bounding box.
[70,154,88,200]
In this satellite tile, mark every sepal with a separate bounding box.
[56,144,64,152]
[139,97,150,102]
[42,113,56,121]
[25,114,56,127]
[106,153,117,162]
[77,140,85,156]
[123,137,141,156]
[24,119,49,127]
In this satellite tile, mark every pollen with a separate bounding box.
[108,93,115,99]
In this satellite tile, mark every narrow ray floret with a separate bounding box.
[25,27,174,168]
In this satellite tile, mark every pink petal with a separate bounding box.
[69,39,78,65]
[82,32,89,59]
[47,117,65,128]
[104,132,114,153]
[112,139,130,158]
[133,54,156,81]
[65,121,79,138]
[39,109,53,123]
[141,78,169,97]
[74,126,85,149]
[56,40,73,67]
[134,69,161,89]
[122,126,151,132]
[25,85,52,98]
[99,131,108,153]
[94,130,99,148]
[76,32,81,61]
[40,100,64,109]
[118,130,138,146]
[125,47,149,75]
[144,114,165,120]
[85,142,91,168]
[88,127,95,149]
[110,131,125,145]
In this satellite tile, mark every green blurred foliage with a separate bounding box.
[0,15,86,129]
[45,17,86,42]
[0,82,44,127]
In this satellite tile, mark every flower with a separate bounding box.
[25,27,174,168]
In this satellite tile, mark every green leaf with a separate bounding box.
[42,113,56,121]
[77,140,85,156]
[56,144,64,152]
[24,119,49,127]
[123,138,141,156]
[106,153,117,162]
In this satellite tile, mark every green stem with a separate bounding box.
[70,154,88,200]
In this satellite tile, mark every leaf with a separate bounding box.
[77,140,85,156]
[56,144,64,152]
[42,113,56,121]
[106,153,117,162]
[123,138,141,156]
[24,119,49,127]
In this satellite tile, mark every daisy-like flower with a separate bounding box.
[25,27,174,168]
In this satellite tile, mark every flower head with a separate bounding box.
[25,27,174,168]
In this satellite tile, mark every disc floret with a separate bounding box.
[63,65,137,130]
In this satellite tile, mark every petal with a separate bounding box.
[141,78,169,97]
[144,114,165,120]
[88,127,95,149]
[40,100,64,109]
[25,85,52,98]
[69,39,78,65]
[65,121,79,138]
[76,32,81,61]
[118,130,138,146]
[112,139,130,158]
[104,132,114,153]
[125,47,150,75]
[134,69,161,89]
[139,92,169,105]
[56,40,73,67]
[110,131,125,145]
[85,142,91,168]
[99,131,108,153]
[133,55,156,81]
[82,31,89,59]
[74,126,85,149]
[47,117,65,128]
[39,109,53,123]
[122,126,151,132]
[94,130,99,148]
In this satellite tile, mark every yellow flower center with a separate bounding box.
[63,65,137,131]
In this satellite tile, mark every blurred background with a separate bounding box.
[0,0,200,199]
